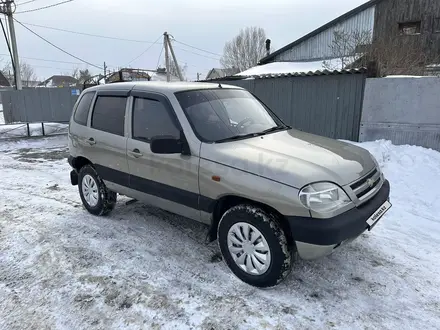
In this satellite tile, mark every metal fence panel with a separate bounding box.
[1,87,80,124]
[0,87,13,104]
[223,79,255,92]
[360,77,440,151]
[222,73,366,141]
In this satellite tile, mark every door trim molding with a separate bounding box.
[94,164,215,213]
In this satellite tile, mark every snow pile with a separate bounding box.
[0,122,68,139]
[236,59,344,76]
[384,75,426,78]
[147,71,181,82]
[0,137,440,329]
[0,104,4,124]
[353,139,440,234]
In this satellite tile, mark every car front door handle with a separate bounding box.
[86,137,96,145]
[128,148,143,158]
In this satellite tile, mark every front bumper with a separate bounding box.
[287,179,390,259]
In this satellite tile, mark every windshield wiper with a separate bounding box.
[258,125,288,135]
[214,132,260,143]
[214,125,290,143]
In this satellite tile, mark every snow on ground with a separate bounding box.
[383,75,426,78]
[0,136,440,329]
[0,105,4,124]
[0,122,68,139]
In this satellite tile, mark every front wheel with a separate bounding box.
[78,165,116,216]
[218,205,292,287]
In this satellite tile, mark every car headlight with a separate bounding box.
[299,182,351,213]
[370,152,381,173]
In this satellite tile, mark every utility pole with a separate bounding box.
[197,73,202,81]
[103,61,107,82]
[0,0,22,90]
[164,32,170,82]
[166,33,184,81]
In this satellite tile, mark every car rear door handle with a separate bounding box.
[86,137,96,145]
[128,148,143,158]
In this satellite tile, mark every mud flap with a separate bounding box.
[70,170,78,186]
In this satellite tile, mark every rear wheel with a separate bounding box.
[218,204,292,287]
[78,165,116,216]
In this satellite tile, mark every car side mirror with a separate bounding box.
[150,136,182,154]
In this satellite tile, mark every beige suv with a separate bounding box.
[68,81,391,287]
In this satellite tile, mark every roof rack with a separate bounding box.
[83,68,161,90]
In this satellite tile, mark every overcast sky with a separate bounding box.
[3,0,369,81]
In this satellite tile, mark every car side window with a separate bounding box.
[91,96,127,136]
[132,97,180,142]
[74,92,95,126]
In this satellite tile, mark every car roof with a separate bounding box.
[84,81,243,94]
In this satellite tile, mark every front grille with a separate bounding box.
[350,168,380,199]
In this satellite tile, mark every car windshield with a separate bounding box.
[175,88,286,143]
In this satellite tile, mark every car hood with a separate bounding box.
[201,129,376,188]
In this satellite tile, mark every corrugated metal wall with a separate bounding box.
[1,87,80,124]
[360,77,440,151]
[223,73,367,141]
[274,6,376,62]
[0,87,13,104]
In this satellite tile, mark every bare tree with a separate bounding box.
[323,30,372,70]
[371,36,433,76]
[21,62,37,87]
[1,61,14,85]
[220,26,268,72]
[323,29,436,76]
[164,60,187,81]
[1,61,38,86]
[72,68,92,83]
[71,67,79,80]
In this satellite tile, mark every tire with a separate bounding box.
[78,165,116,216]
[218,204,292,288]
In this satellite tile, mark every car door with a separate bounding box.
[126,91,201,222]
[85,91,130,189]
[69,91,96,158]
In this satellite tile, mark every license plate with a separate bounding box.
[367,200,392,230]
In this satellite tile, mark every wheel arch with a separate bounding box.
[70,156,92,172]
[207,195,294,247]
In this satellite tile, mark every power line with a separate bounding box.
[0,53,83,65]
[0,54,119,72]
[173,39,222,57]
[174,46,220,61]
[127,34,162,65]
[0,17,16,86]
[16,0,40,6]
[17,21,161,44]
[14,18,103,69]
[26,63,75,70]
[15,0,74,14]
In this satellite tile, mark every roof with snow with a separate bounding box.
[224,61,366,80]
[39,75,78,87]
[0,71,10,87]
[205,68,240,80]
[237,61,336,76]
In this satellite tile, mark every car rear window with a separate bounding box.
[91,96,127,136]
[74,92,95,126]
